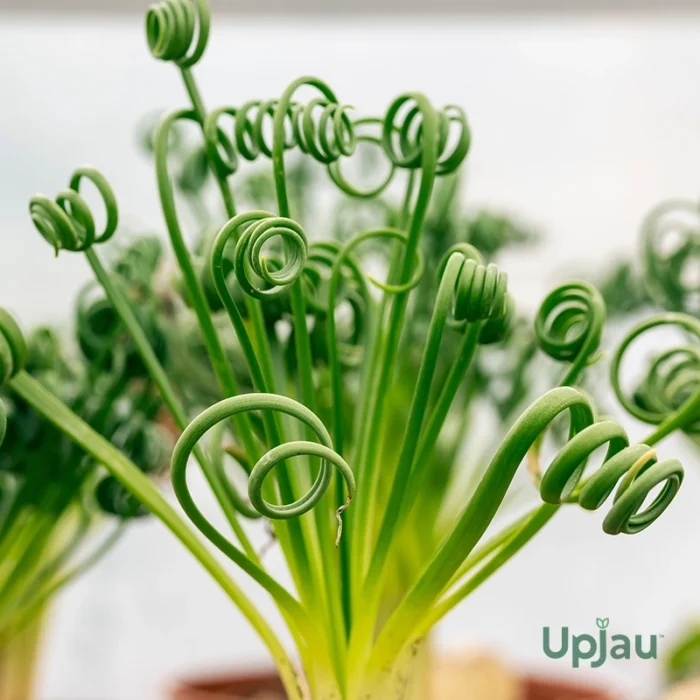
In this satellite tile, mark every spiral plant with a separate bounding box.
[0,1,692,698]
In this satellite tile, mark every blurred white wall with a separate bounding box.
[1,12,700,700]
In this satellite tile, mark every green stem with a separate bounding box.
[271,77,348,678]
[414,505,557,639]
[4,522,124,638]
[442,509,531,593]
[7,371,304,700]
[346,176,415,617]
[155,112,261,461]
[173,71,318,608]
[368,388,591,671]
[346,101,439,688]
[351,106,438,605]
[84,248,257,560]
[387,321,483,557]
[156,113,318,608]
[0,511,68,625]
[363,256,466,601]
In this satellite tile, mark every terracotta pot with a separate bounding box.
[170,669,614,700]
[170,669,285,699]
[521,675,615,699]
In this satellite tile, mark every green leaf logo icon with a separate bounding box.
[596,618,610,630]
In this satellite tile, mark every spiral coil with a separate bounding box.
[291,98,355,165]
[146,0,210,67]
[634,347,700,434]
[612,313,700,438]
[452,259,507,324]
[204,97,355,179]
[383,96,470,176]
[171,393,354,530]
[641,199,700,314]
[437,244,511,342]
[328,117,396,199]
[29,168,118,255]
[535,281,606,386]
[217,210,309,301]
[522,388,684,534]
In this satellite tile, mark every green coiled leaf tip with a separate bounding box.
[612,312,700,444]
[171,393,354,535]
[535,281,606,386]
[146,0,210,68]
[29,167,118,255]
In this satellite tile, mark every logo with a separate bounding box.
[542,618,662,668]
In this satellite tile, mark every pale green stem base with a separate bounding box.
[0,607,46,700]
[351,637,431,700]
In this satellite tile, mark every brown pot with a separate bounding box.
[170,669,614,700]
[521,675,616,700]
[170,669,285,699]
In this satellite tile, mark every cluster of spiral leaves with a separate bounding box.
[0,1,695,698]
[595,193,700,448]
[0,237,172,650]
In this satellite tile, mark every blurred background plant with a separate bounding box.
[0,238,174,699]
[587,196,700,696]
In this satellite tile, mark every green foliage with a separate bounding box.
[0,239,174,649]
[667,624,700,683]
[0,2,695,698]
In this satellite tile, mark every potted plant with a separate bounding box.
[1,0,694,697]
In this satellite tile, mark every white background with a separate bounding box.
[1,11,700,700]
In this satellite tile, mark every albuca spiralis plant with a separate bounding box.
[0,1,694,698]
